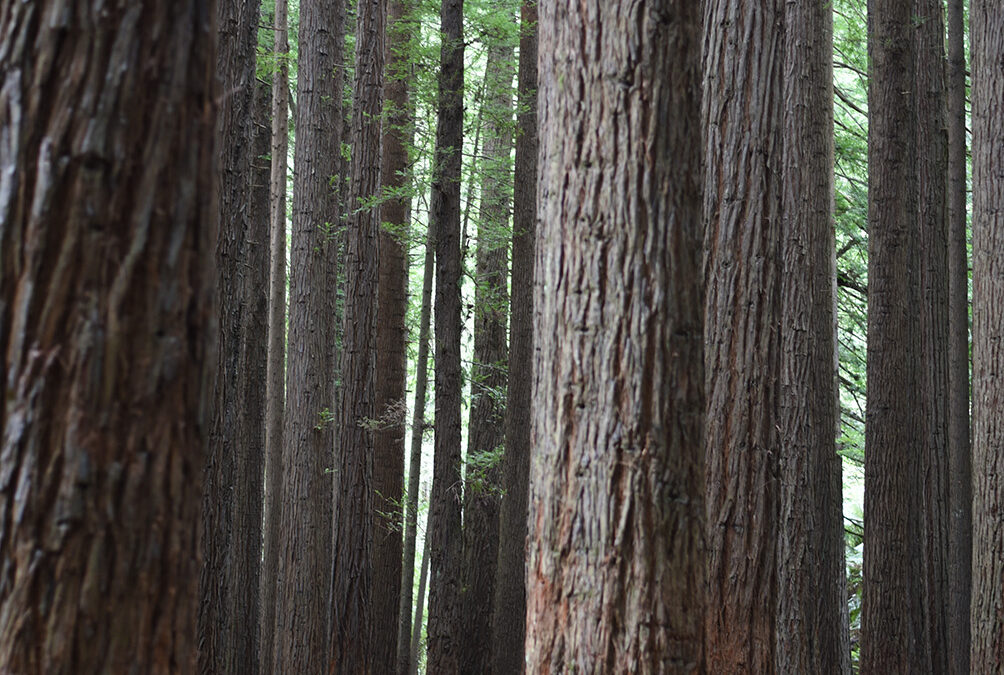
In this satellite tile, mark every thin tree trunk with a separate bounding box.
[861,0,927,670]
[261,0,290,668]
[0,3,215,670]
[702,2,782,671]
[459,39,514,675]
[200,0,263,671]
[411,524,432,675]
[491,5,536,673]
[970,2,1004,669]
[914,2,950,670]
[776,1,849,671]
[273,0,344,669]
[527,1,705,672]
[946,0,971,670]
[331,0,385,669]
[374,2,411,672]
[426,0,464,671]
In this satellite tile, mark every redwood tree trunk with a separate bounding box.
[861,0,927,670]
[331,0,384,669]
[970,3,1004,669]
[776,1,848,671]
[261,0,289,668]
[426,0,465,671]
[702,1,782,671]
[200,0,263,671]
[272,0,344,669]
[0,3,216,671]
[526,1,705,672]
[491,5,536,673]
[946,0,971,671]
[460,38,513,675]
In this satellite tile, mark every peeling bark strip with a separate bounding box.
[272,0,344,670]
[527,2,705,673]
[702,1,782,671]
[971,3,1004,669]
[0,2,216,672]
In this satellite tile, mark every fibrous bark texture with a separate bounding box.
[527,2,705,673]
[460,38,513,675]
[272,0,344,670]
[776,2,848,672]
[200,0,263,671]
[914,3,950,671]
[374,0,408,671]
[261,0,289,668]
[702,2,782,671]
[946,1,971,671]
[971,3,1004,670]
[426,0,464,671]
[0,3,215,672]
[861,0,926,670]
[331,0,384,669]
[491,3,536,672]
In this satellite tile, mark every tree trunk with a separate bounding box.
[491,5,536,673]
[459,38,513,675]
[272,0,344,670]
[426,0,464,671]
[374,1,410,671]
[946,0,971,671]
[861,0,927,670]
[526,2,705,672]
[261,0,290,668]
[970,3,1004,669]
[0,3,215,671]
[776,2,849,671]
[914,2,950,671]
[702,2,782,671]
[200,0,263,671]
[331,0,385,669]
[412,526,432,675]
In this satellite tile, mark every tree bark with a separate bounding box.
[460,38,513,675]
[261,0,290,668]
[0,3,215,671]
[526,2,705,672]
[776,2,849,672]
[946,0,971,671]
[491,3,536,672]
[200,0,263,671]
[411,528,431,675]
[426,0,465,671]
[861,0,927,670]
[702,2,782,671]
[331,0,385,669]
[272,0,344,670]
[970,2,1004,669]
[374,1,410,671]
[914,2,950,671]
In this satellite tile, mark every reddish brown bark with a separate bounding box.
[0,2,216,671]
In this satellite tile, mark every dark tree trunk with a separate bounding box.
[526,1,705,672]
[914,3,950,671]
[970,2,1004,669]
[491,5,536,673]
[776,2,849,671]
[272,0,344,670]
[861,0,927,670]
[374,1,410,671]
[459,39,513,675]
[426,0,465,671]
[331,0,385,669]
[200,0,263,671]
[946,0,971,671]
[0,3,215,671]
[261,0,290,668]
[702,2,782,671]
[411,529,431,675]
